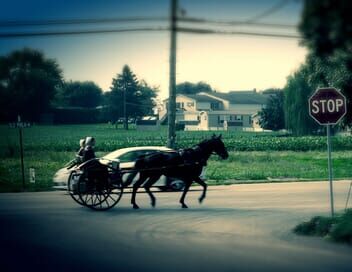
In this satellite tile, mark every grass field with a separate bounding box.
[1,124,351,192]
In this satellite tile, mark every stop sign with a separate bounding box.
[309,87,347,125]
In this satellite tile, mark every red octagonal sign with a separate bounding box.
[309,87,347,125]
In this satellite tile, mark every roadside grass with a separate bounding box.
[1,149,351,192]
[206,151,352,182]
[293,209,352,245]
[0,151,72,192]
[1,124,351,192]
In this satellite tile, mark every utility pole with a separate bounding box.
[167,0,177,148]
[123,81,128,130]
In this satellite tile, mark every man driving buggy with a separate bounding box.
[76,138,85,163]
[82,136,96,162]
[66,138,86,169]
[79,136,110,187]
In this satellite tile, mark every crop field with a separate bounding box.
[2,124,352,153]
[0,124,352,192]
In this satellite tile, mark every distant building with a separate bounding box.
[160,90,269,131]
[136,116,160,131]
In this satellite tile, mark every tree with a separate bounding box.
[55,81,103,108]
[107,65,157,129]
[299,0,352,126]
[136,80,158,116]
[176,81,214,95]
[258,90,285,131]
[109,65,139,129]
[262,88,282,95]
[284,64,320,135]
[0,48,63,122]
[299,0,352,57]
[0,83,10,122]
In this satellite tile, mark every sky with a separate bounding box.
[0,0,307,99]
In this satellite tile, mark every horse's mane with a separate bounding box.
[193,137,215,149]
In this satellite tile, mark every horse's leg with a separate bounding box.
[131,172,148,209]
[144,174,161,207]
[195,176,207,203]
[179,179,192,209]
[123,170,138,188]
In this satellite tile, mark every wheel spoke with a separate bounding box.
[104,197,110,207]
[87,194,93,204]
[84,194,89,203]
[75,177,123,210]
[108,195,116,202]
[95,194,100,206]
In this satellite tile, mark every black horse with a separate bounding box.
[126,135,229,209]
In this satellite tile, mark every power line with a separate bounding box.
[0,26,301,39]
[0,15,297,31]
[177,27,300,39]
[0,27,169,38]
[179,16,297,30]
[0,16,168,28]
[246,0,291,23]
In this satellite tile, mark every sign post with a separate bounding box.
[18,116,25,190]
[326,124,334,216]
[309,87,347,217]
[9,116,27,191]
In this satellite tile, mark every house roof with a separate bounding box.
[211,91,269,104]
[166,91,269,105]
[205,110,258,115]
[182,94,221,103]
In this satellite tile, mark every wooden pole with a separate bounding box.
[167,0,177,148]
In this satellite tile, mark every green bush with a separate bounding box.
[294,209,352,245]
[330,210,352,243]
[294,216,334,236]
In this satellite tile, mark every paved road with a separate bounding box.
[0,181,352,272]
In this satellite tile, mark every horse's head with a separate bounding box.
[209,134,229,160]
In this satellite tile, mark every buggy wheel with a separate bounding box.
[77,179,123,211]
[67,171,85,206]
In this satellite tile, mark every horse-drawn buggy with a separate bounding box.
[67,157,124,210]
[65,135,228,211]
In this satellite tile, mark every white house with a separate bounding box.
[160,90,269,131]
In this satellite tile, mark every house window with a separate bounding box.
[211,102,220,110]
[176,102,185,109]
[234,115,242,121]
[218,115,228,124]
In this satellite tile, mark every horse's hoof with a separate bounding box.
[151,200,156,207]
[198,197,204,204]
[181,204,188,209]
[133,204,139,209]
